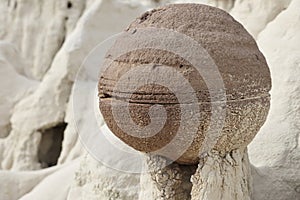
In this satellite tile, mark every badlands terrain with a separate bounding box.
[0,0,299,199]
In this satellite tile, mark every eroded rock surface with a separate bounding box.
[249,0,300,199]
[0,0,299,199]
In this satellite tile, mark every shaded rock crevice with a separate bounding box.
[38,123,67,168]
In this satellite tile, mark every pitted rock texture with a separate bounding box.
[98,4,271,164]
[139,155,197,200]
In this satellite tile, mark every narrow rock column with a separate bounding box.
[191,148,252,200]
[139,155,196,200]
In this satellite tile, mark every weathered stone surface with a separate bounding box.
[99,3,271,164]
[249,0,300,199]
[0,0,148,171]
[0,42,38,139]
[230,0,291,38]
[19,160,79,200]
[0,0,86,80]
[191,148,252,200]
[0,1,299,200]
[139,155,196,200]
[0,161,77,200]
[68,154,140,200]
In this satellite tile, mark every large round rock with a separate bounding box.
[98,4,271,164]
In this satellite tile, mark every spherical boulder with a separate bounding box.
[98,4,271,164]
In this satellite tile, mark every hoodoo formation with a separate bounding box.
[98,4,271,164]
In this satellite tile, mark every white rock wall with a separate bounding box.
[0,0,148,171]
[0,162,74,200]
[249,0,300,199]
[0,0,86,80]
[0,42,38,138]
[68,155,140,200]
[56,0,149,165]
[230,0,291,38]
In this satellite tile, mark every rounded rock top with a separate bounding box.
[98,4,271,164]
[100,3,271,103]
